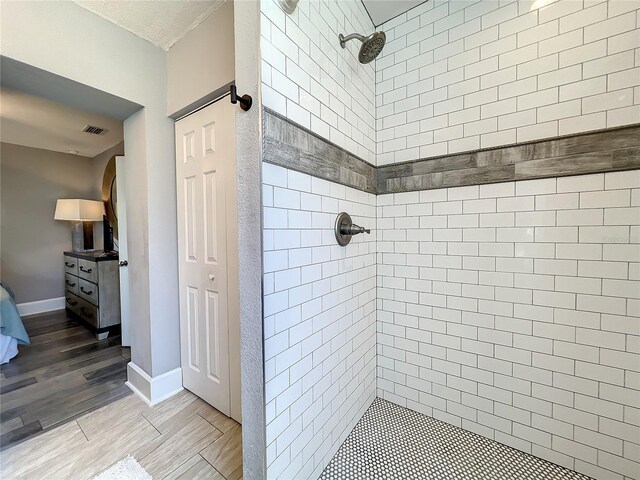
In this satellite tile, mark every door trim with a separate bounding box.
[115,155,131,347]
[171,84,233,121]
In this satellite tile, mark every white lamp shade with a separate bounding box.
[54,199,105,221]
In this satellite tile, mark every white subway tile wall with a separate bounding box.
[376,0,640,165]
[377,170,640,480]
[263,163,377,479]
[261,0,377,164]
[261,1,640,478]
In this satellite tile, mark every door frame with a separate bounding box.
[115,155,131,347]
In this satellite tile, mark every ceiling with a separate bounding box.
[362,0,427,26]
[0,87,124,158]
[72,0,226,50]
[71,0,421,48]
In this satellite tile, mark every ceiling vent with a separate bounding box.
[82,124,107,135]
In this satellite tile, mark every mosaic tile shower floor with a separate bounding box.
[319,398,592,480]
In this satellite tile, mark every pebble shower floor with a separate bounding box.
[319,398,592,480]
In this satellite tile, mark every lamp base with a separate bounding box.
[71,221,94,252]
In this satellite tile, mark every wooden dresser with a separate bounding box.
[63,251,121,339]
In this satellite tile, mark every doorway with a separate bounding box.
[0,85,132,449]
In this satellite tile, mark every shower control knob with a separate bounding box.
[209,274,215,281]
[335,212,371,246]
[341,224,371,236]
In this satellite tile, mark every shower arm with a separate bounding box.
[339,33,366,48]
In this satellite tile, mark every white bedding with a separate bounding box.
[1,333,19,364]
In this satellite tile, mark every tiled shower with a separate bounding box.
[261,0,640,479]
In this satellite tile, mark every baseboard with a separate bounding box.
[125,362,183,406]
[17,297,65,316]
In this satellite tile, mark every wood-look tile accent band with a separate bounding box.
[262,108,377,194]
[262,109,640,195]
[378,126,640,194]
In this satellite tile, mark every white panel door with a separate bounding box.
[175,99,235,415]
[115,156,131,347]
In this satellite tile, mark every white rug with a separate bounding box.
[93,456,153,480]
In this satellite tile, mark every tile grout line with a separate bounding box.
[141,413,162,436]
[76,420,89,442]
[198,452,228,479]
[196,411,226,435]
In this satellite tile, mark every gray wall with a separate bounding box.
[1,142,97,303]
[2,1,180,380]
[166,0,235,117]
[234,0,266,477]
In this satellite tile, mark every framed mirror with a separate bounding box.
[102,156,118,239]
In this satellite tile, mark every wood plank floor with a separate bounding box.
[0,389,243,480]
[0,309,131,450]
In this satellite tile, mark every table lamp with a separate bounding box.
[54,199,105,252]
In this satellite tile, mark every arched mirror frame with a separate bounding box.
[102,156,118,239]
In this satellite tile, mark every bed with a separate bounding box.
[0,283,30,364]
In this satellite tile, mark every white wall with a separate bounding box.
[166,0,235,116]
[1,1,179,378]
[377,170,640,480]
[260,0,377,164]
[376,0,640,165]
[262,163,377,479]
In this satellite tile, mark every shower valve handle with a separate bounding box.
[341,224,370,236]
[335,212,371,246]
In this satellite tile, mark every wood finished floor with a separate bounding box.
[0,309,131,450]
[0,389,243,480]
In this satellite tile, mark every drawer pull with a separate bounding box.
[66,280,76,287]
[79,266,93,273]
[80,286,94,295]
[80,307,94,318]
[65,262,75,268]
[66,298,78,306]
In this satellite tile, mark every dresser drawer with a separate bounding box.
[76,296,99,328]
[78,278,99,306]
[64,256,78,276]
[65,291,81,313]
[66,292,99,327]
[77,259,98,283]
[64,273,79,294]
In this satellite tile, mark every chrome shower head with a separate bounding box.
[339,31,386,64]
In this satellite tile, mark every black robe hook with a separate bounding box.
[230,85,252,111]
